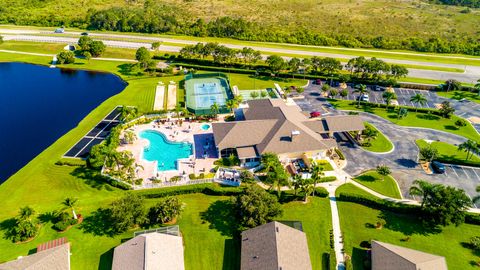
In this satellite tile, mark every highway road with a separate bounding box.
[1,29,479,83]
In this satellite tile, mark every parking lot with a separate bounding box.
[342,86,437,108]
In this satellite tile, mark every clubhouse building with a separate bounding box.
[212,99,364,167]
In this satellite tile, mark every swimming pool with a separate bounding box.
[201,124,211,131]
[140,130,193,171]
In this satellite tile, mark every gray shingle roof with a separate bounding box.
[212,99,338,156]
[0,243,70,270]
[112,233,185,270]
[241,221,312,270]
[372,241,448,270]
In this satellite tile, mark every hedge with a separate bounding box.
[335,148,346,160]
[355,101,442,116]
[133,183,244,198]
[320,176,337,183]
[314,187,329,198]
[337,192,480,225]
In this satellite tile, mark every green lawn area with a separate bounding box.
[313,160,334,171]
[416,139,480,167]
[360,123,393,153]
[437,90,480,104]
[280,197,333,270]
[227,73,308,90]
[337,199,480,269]
[352,171,402,199]
[329,99,480,142]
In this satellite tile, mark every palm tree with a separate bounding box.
[382,91,396,106]
[362,126,378,145]
[444,79,461,92]
[410,93,427,112]
[353,84,368,107]
[226,99,237,114]
[458,140,479,161]
[210,102,219,119]
[311,163,324,196]
[300,178,314,202]
[376,165,391,181]
[473,186,480,205]
[123,131,137,144]
[475,79,480,96]
[292,174,302,197]
[175,104,182,122]
[409,179,437,208]
[18,206,35,221]
[62,197,78,219]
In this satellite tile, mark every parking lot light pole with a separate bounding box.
[345,176,347,184]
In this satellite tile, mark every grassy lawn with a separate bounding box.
[280,197,333,270]
[352,171,402,199]
[329,99,480,142]
[227,73,307,90]
[360,123,393,153]
[313,160,334,171]
[0,41,138,60]
[437,90,480,104]
[416,139,480,167]
[337,199,480,269]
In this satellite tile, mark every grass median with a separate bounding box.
[329,99,480,142]
[416,139,480,167]
[359,123,394,153]
[352,171,402,199]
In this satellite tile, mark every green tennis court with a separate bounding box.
[185,73,233,115]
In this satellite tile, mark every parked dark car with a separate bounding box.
[431,161,446,174]
[315,79,322,85]
[81,32,89,36]
[310,111,322,118]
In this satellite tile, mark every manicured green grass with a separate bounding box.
[437,90,480,104]
[352,171,402,199]
[314,160,334,171]
[337,199,480,269]
[416,139,480,167]
[329,99,480,142]
[360,123,393,153]
[280,197,333,270]
[227,73,307,90]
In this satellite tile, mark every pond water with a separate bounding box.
[0,63,126,183]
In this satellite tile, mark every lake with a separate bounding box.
[0,62,126,183]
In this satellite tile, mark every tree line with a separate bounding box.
[431,0,480,8]
[84,7,480,56]
[178,42,409,83]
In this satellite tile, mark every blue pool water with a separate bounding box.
[140,130,193,171]
[201,124,211,131]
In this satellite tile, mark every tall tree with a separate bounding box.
[475,79,480,96]
[409,179,438,208]
[266,55,285,74]
[419,145,438,162]
[108,194,146,233]
[353,84,368,107]
[288,57,301,78]
[148,197,183,225]
[410,93,428,112]
[311,163,324,196]
[382,91,396,106]
[210,102,219,118]
[458,140,479,161]
[135,47,152,69]
[232,185,282,230]
[422,185,472,226]
[438,101,455,118]
[62,197,78,219]
[376,165,391,181]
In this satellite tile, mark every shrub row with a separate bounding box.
[320,176,337,183]
[355,101,442,116]
[314,187,330,198]
[337,192,480,225]
[53,219,77,231]
[335,148,346,160]
[134,183,244,198]
[55,159,86,167]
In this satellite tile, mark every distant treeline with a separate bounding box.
[1,2,479,56]
[431,0,480,8]
[87,7,480,56]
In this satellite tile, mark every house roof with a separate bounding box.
[323,115,365,132]
[237,146,258,159]
[112,233,185,270]
[0,243,70,270]
[371,241,448,270]
[212,99,337,156]
[241,221,312,270]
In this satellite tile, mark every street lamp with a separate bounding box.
[344,176,347,184]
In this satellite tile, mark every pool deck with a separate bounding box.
[117,119,217,184]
